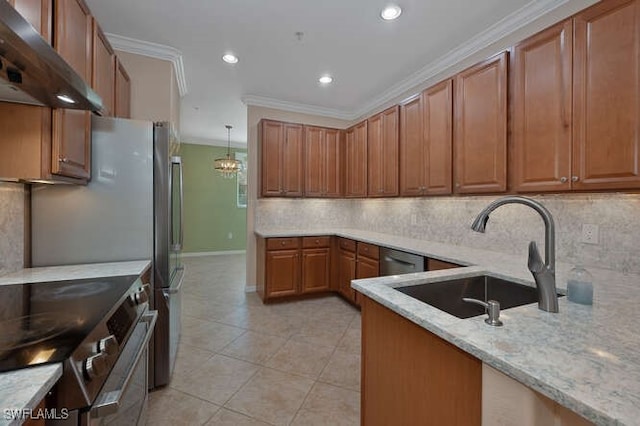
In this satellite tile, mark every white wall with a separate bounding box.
[0,182,25,275]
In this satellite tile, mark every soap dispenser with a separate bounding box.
[567,265,594,305]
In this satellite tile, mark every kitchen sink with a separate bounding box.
[396,275,564,319]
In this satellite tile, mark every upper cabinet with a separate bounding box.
[368,106,399,197]
[344,120,368,197]
[304,126,342,198]
[9,0,52,43]
[115,58,132,119]
[92,19,115,117]
[400,80,453,196]
[55,0,92,83]
[511,20,573,192]
[260,120,304,197]
[454,52,508,194]
[572,0,640,190]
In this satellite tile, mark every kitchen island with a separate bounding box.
[0,260,151,426]
[256,228,640,425]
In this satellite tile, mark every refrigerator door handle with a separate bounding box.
[170,156,184,251]
[162,266,184,298]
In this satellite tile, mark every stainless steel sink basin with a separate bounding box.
[396,275,564,319]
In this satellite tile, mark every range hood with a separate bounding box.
[0,1,102,111]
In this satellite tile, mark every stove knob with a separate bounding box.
[84,353,109,380]
[97,335,119,356]
[132,287,149,305]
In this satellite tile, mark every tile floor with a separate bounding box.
[147,254,361,426]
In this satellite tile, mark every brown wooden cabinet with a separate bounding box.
[9,0,52,43]
[301,237,331,293]
[399,94,424,196]
[55,0,92,83]
[114,58,131,119]
[368,106,399,197]
[454,52,508,194]
[361,296,481,425]
[344,120,368,197]
[260,120,304,197]
[572,0,640,190]
[304,126,341,197]
[337,238,358,303]
[511,20,573,192]
[92,19,115,117]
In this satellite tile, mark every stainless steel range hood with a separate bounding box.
[0,1,102,111]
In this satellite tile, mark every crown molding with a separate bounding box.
[352,0,572,119]
[106,33,188,97]
[241,95,356,121]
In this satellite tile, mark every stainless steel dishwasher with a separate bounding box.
[379,247,425,276]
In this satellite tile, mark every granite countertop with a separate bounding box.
[256,228,640,425]
[0,260,151,425]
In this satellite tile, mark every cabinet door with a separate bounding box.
[368,106,399,197]
[424,79,453,195]
[11,0,52,43]
[260,120,284,196]
[573,0,640,190]
[51,109,91,179]
[301,248,331,293]
[357,256,379,279]
[92,20,115,117]
[55,0,92,83]
[454,52,508,194]
[400,94,425,196]
[345,121,368,197]
[283,123,304,196]
[338,248,357,302]
[304,126,324,197]
[266,249,299,298]
[114,58,131,119]
[512,21,573,192]
[324,128,342,197]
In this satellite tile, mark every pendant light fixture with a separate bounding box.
[214,125,242,178]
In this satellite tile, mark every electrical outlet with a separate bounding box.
[227,232,233,240]
[410,214,418,226]
[581,224,599,244]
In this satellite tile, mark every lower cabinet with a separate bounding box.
[361,295,482,425]
[337,238,358,303]
[301,237,331,293]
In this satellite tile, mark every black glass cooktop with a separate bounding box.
[0,275,139,372]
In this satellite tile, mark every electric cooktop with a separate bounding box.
[0,275,139,372]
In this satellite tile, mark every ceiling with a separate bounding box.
[86,0,586,145]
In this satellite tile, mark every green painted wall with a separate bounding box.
[180,143,247,253]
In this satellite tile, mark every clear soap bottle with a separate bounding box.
[567,265,594,305]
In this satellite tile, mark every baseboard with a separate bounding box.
[182,250,246,258]
[244,285,257,293]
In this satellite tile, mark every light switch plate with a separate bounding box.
[581,224,599,244]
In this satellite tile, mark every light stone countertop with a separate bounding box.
[0,260,151,424]
[256,228,640,425]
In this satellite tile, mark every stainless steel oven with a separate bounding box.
[86,311,157,425]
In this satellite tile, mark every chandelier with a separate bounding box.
[214,125,243,178]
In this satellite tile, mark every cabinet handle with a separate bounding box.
[560,177,568,183]
[315,239,320,244]
[59,157,68,163]
[281,241,286,246]
[571,176,579,182]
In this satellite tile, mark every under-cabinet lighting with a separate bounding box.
[381,4,402,20]
[56,94,76,104]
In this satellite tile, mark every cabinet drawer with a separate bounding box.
[338,238,356,252]
[267,237,300,250]
[302,236,331,248]
[358,242,380,260]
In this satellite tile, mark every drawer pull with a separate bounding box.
[281,241,286,246]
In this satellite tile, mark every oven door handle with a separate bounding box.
[90,311,158,419]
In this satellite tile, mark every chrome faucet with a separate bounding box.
[471,196,559,313]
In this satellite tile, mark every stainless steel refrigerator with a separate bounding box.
[31,115,184,388]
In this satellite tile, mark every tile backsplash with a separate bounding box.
[0,183,25,275]
[256,193,640,275]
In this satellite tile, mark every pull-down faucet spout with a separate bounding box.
[471,196,559,313]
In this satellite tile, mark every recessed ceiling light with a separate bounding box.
[222,54,239,64]
[381,4,402,20]
[319,75,333,84]
[56,94,76,104]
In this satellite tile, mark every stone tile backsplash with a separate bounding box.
[0,183,25,275]
[257,194,640,275]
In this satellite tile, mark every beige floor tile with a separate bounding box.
[290,320,348,348]
[170,354,259,405]
[220,309,302,338]
[220,331,287,365]
[181,317,246,352]
[204,408,272,426]
[291,382,360,426]
[146,387,220,426]
[225,367,314,426]
[173,343,216,377]
[336,327,361,356]
[266,339,334,379]
[318,349,361,391]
